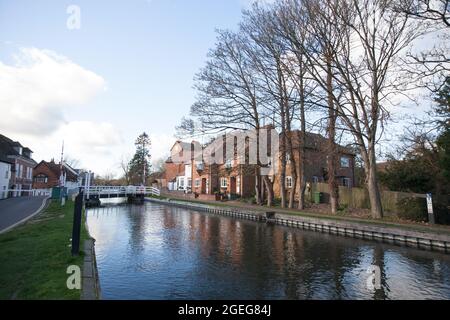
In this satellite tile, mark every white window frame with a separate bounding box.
[220,177,228,188]
[340,156,350,168]
[195,178,200,188]
[285,176,293,188]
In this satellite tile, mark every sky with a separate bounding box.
[0,0,442,178]
[0,0,260,176]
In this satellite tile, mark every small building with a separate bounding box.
[0,134,36,197]
[33,159,80,191]
[0,156,12,199]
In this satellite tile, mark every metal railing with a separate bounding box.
[6,189,51,197]
[84,186,160,197]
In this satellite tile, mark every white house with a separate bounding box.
[175,164,192,192]
[0,159,12,199]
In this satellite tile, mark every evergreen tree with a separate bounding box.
[128,132,151,185]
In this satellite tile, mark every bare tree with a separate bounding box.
[120,155,131,185]
[187,30,267,204]
[394,0,449,26]
[274,0,316,210]
[312,0,424,218]
[241,4,300,208]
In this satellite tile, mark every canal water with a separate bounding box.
[86,201,450,300]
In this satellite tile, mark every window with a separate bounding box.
[285,176,293,188]
[15,164,19,178]
[178,178,184,187]
[220,177,228,188]
[225,159,232,169]
[342,178,351,188]
[236,176,241,194]
[312,176,319,184]
[187,178,192,188]
[195,179,200,188]
[35,174,48,183]
[286,153,291,163]
[340,157,350,168]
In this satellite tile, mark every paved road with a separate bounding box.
[0,196,48,233]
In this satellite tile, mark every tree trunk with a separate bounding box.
[255,168,261,205]
[326,53,339,214]
[367,146,383,219]
[298,95,307,210]
[280,132,287,208]
[263,176,274,207]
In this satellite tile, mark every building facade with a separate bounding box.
[0,134,36,197]
[33,160,80,191]
[0,158,12,199]
[166,130,356,203]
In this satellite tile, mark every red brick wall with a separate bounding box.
[32,163,59,189]
[165,162,185,183]
[10,158,34,189]
[273,149,355,198]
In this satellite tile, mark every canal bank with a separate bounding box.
[86,201,450,299]
[145,197,450,253]
[0,200,90,299]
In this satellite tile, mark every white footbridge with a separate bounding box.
[84,186,160,199]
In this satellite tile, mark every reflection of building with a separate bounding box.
[0,134,36,197]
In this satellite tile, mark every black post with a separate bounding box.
[71,188,84,256]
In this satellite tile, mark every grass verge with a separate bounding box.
[0,199,89,299]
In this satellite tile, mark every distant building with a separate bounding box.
[165,129,356,200]
[0,156,12,199]
[33,159,80,191]
[0,134,36,197]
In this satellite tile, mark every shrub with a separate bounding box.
[396,197,427,222]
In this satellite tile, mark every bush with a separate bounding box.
[396,197,428,222]
[434,195,450,225]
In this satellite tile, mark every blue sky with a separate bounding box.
[0,0,254,175]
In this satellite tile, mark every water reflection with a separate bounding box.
[86,202,450,300]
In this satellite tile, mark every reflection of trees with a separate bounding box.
[126,204,148,254]
[371,246,387,300]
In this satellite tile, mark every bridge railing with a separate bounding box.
[84,186,160,197]
[6,189,51,197]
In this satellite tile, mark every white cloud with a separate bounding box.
[0,47,106,136]
[0,48,130,176]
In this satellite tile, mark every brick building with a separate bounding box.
[272,131,356,198]
[0,134,36,197]
[33,159,80,190]
[165,130,356,201]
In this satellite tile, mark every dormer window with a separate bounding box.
[196,161,205,172]
[35,174,48,183]
[340,157,350,168]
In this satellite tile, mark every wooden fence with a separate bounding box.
[309,183,426,215]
